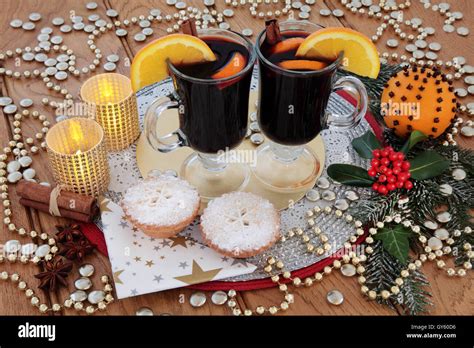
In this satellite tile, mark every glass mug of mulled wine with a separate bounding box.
[145,28,256,200]
[254,20,369,191]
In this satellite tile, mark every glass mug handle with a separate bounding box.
[323,76,368,129]
[144,95,188,153]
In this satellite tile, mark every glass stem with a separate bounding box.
[198,152,228,172]
[270,142,303,163]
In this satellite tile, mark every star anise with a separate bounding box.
[59,238,95,261]
[56,224,84,242]
[34,256,73,291]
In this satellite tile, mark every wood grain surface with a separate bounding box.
[0,0,472,316]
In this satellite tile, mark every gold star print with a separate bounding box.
[145,260,155,267]
[174,260,222,285]
[113,270,124,284]
[134,256,141,262]
[99,197,113,213]
[169,236,188,249]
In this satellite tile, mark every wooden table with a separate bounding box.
[1,0,472,316]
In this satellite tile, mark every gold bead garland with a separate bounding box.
[224,200,473,315]
[0,269,114,314]
[227,256,295,316]
[226,205,365,316]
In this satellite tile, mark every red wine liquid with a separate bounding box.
[172,37,251,154]
[258,31,337,146]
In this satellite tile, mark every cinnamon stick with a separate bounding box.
[181,19,198,37]
[19,198,98,223]
[265,19,282,45]
[16,180,98,217]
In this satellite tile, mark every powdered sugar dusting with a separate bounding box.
[201,192,280,253]
[122,175,199,227]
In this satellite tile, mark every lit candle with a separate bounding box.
[45,118,110,197]
[81,73,140,151]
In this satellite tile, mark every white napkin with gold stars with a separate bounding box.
[100,198,257,299]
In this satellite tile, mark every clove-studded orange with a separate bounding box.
[381,66,458,138]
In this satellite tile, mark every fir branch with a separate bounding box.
[397,269,433,315]
[364,241,433,315]
[434,144,474,175]
[350,190,400,225]
[452,231,474,267]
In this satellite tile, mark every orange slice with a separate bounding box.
[211,52,246,79]
[270,37,305,54]
[296,27,380,78]
[131,34,216,91]
[278,59,327,71]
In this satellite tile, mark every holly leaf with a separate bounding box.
[409,151,450,180]
[351,131,382,159]
[327,164,375,187]
[400,130,427,154]
[374,225,412,263]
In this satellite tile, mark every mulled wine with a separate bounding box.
[258,31,337,146]
[171,36,252,154]
[252,20,368,191]
[145,27,256,200]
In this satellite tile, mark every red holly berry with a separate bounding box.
[371,159,380,167]
[398,173,408,182]
[393,161,403,168]
[369,146,413,194]
[389,153,398,161]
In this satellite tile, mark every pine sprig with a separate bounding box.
[434,144,474,174]
[452,231,474,267]
[349,190,400,225]
[397,269,433,315]
[340,62,471,315]
[364,241,433,315]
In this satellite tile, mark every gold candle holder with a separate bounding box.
[45,118,110,197]
[80,73,139,151]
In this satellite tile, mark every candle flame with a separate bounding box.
[69,120,84,144]
[99,79,114,103]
